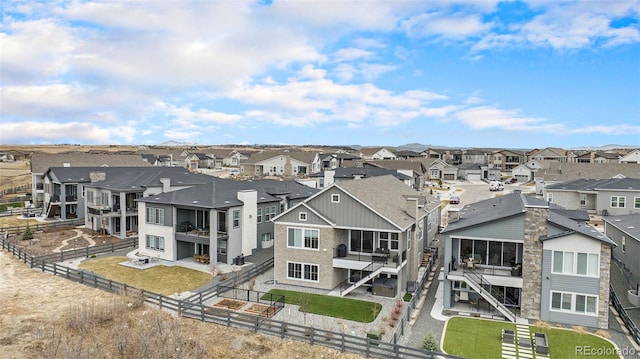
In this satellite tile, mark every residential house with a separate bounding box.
[544,178,640,216]
[357,147,397,160]
[457,163,482,182]
[460,149,489,165]
[361,160,426,190]
[425,159,458,181]
[620,149,640,164]
[30,152,150,208]
[319,153,361,171]
[136,178,318,265]
[527,147,568,163]
[442,191,615,328]
[272,175,441,298]
[394,150,424,160]
[83,167,212,239]
[511,160,546,183]
[225,150,253,167]
[603,214,640,291]
[490,149,525,170]
[535,163,640,196]
[240,150,321,177]
[309,167,413,189]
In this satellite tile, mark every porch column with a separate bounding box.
[119,192,126,239]
[210,209,217,267]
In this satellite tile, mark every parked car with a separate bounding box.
[449,195,460,204]
[489,181,504,191]
[508,177,517,183]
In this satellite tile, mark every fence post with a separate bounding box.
[53,262,57,276]
[41,258,45,272]
[80,270,84,284]
[86,247,89,258]
[159,295,163,310]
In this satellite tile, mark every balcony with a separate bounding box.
[333,246,404,271]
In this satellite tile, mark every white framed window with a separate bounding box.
[87,190,94,204]
[217,238,227,254]
[622,236,626,253]
[287,227,319,249]
[146,207,165,225]
[232,210,240,228]
[331,194,340,203]
[145,235,164,251]
[552,250,599,277]
[257,208,262,223]
[100,192,109,206]
[407,230,412,249]
[634,197,640,209]
[299,212,307,221]
[379,232,399,250]
[611,196,626,208]
[287,262,319,282]
[551,291,597,315]
[264,205,277,221]
[579,194,587,207]
[546,193,553,202]
[262,233,271,242]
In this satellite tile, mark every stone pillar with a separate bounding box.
[520,206,548,321]
[598,243,611,329]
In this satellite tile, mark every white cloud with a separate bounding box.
[569,124,640,135]
[402,12,493,39]
[454,106,563,132]
[0,121,134,144]
[333,47,374,62]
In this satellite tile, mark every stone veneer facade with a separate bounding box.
[520,206,548,321]
[598,242,612,328]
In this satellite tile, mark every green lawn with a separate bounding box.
[262,289,382,323]
[78,256,211,295]
[443,317,618,359]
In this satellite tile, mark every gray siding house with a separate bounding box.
[442,191,615,328]
[136,179,318,265]
[544,178,640,216]
[272,175,440,298]
[603,214,640,290]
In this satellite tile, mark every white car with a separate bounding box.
[229,169,240,176]
[489,181,504,191]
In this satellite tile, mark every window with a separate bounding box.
[270,166,277,173]
[281,204,285,213]
[579,194,587,207]
[350,230,374,253]
[611,196,626,208]
[553,250,598,276]
[299,212,307,221]
[146,207,165,225]
[218,238,227,254]
[546,193,553,202]
[87,190,94,204]
[232,210,240,228]
[145,235,164,251]
[576,253,599,276]
[264,205,277,221]
[331,194,340,203]
[100,192,109,206]
[257,208,262,223]
[622,236,626,253]
[635,197,640,209]
[262,233,271,242]
[551,291,597,315]
[287,228,319,249]
[379,232,399,250]
[287,262,319,282]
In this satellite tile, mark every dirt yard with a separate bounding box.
[3,226,120,257]
[0,250,365,359]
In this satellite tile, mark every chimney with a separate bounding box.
[405,196,418,217]
[325,170,335,186]
[520,203,549,322]
[447,208,460,223]
[159,178,170,193]
[89,172,106,182]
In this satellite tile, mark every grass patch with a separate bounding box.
[0,202,24,212]
[262,289,381,323]
[79,256,211,295]
[443,317,618,359]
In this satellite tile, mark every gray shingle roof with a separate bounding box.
[336,175,427,229]
[442,191,615,245]
[546,178,640,191]
[47,167,209,190]
[138,178,319,209]
[539,163,640,182]
[603,214,640,241]
[31,152,150,173]
[309,167,411,181]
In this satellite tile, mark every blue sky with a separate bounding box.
[1,1,639,149]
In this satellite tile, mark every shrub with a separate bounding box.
[422,331,439,352]
[22,225,33,240]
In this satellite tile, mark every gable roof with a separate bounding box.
[442,191,615,245]
[47,167,209,190]
[31,152,150,173]
[363,160,425,174]
[242,150,318,165]
[539,163,640,182]
[336,175,428,229]
[309,167,411,181]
